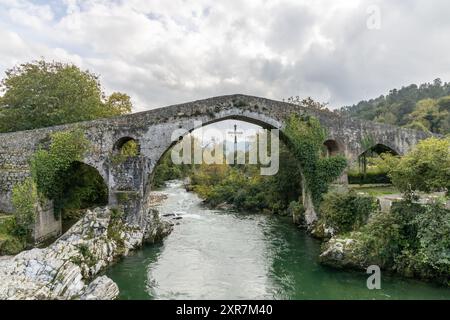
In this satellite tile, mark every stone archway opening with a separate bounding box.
[323,139,342,157]
[148,119,304,222]
[58,161,108,232]
[113,136,140,157]
[350,143,399,185]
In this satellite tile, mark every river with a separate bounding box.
[105,180,450,300]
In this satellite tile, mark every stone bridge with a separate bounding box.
[0,94,432,238]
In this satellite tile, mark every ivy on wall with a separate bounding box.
[30,129,90,201]
[284,114,347,207]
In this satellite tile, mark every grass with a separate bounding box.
[349,184,399,196]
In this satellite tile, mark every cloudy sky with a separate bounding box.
[0,0,449,112]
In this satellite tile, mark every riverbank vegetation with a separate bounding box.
[320,137,450,286]
[153,141,303,214]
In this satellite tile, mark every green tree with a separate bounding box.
[377,137,450,195]
[341,79,450,134]
[0,60,132,133]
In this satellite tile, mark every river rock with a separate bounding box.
[319,236,366,270]
[0,205,172,300]
[143,208,173,244]
[80,276,119,300]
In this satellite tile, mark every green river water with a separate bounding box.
[105,181,450,300]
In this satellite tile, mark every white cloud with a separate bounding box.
[0,0,450,111]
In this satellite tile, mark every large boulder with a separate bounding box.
[0,205,172,300]
[319,237,367,270]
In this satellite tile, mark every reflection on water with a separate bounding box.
[105,180,450,300]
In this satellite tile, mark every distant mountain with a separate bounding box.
[340,79,450,134]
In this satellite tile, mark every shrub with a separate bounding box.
[11,178,38,238]
[353,200,450,284]
[348,171,391,184]
[320,191,378,234]
[288,201,305,223]
[377,137,450,195]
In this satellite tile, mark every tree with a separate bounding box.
[285,96,329,111]
[0,60,132,133]
[341,79,450,134]
[106,92,133,115]
[377,137,450,195]
[409,99,449,133]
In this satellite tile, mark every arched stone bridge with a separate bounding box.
[0,94,432,235]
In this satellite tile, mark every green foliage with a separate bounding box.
[59,162,108,218]
[413,203,450,280]
[0,232,26,255]
[284,114,347,206]
[152,148,192,188]
[320,191,377,233]
[355,209,406,268]
[377,137,450,195]
[120,140,139,157]
[288,201,305,221]
[76,243,97,268]
[352,200,450,284]
[107,209,126,256]
[285,96,329,110]
[112,139,140,165]
[0,215,26,255]
[348,164,391,184]
[31,129,90,201]
[341,79,450,134]
[0,60,132,133]
[11,178,38,238]
[28,129,107,223]
[188,142,303,214]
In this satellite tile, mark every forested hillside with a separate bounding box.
[340,79,450,134]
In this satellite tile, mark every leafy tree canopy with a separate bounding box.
[341,79,450,134]
[376,137,450,195]
[0,60,132,133]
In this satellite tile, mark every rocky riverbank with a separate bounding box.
[0,200,172,300]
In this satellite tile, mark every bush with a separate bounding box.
[348,171,391,184]
[288,201,305,223]
[353,200,450,285]
[377,137,450,195]
[11,178,38,238]
[320,191,378,234]
[355,210,405,268]
[0,232,26,255]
